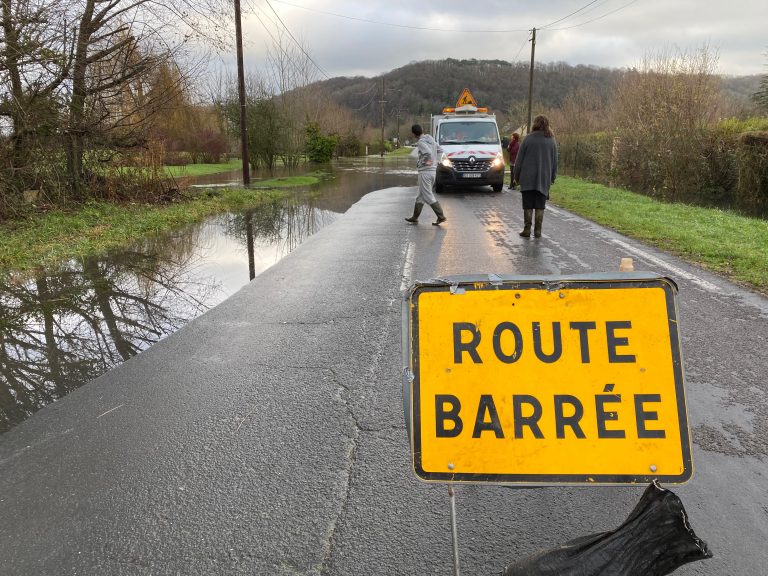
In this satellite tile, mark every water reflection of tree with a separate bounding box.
[0,237,218,433]
[0,193,343,432]
[226,192,338,277]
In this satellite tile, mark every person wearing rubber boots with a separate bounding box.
[404,124,447,226]
[513,115,558,238]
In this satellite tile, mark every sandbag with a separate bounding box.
[500,482,712,576]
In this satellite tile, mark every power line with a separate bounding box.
[539,0,602,29]
[545,0,641,31]
[262,0,642,85]
[561,0,616,22]
[270,0,529,33]
[264,0,331,79]
[351,90,379,112]
[512,35,531,62]
[254,10,314,82]
[353,82,378,97]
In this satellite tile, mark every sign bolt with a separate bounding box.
[448,462,455,470]
[650,464,657,472]
[559,292,565,299]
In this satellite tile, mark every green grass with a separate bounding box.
[0,188,288,272]
[164,158,315,177]
[387,147,414,157]
[164,159,242,177]
[0,168,331,272]
[551,176,768,293]
[164,163,326,189]
[252,173,325,188]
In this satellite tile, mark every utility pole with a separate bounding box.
[380,77,385,157]
[395,110,401,148]
[527,27,536,135]
[234,0,250,185]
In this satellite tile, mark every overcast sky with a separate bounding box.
[237,0,767,80]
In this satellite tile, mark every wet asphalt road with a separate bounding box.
[1,185,767,574]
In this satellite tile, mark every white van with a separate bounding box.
[431,105,505,193]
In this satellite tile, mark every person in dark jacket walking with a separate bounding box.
[513,116,558,238]
[404,124,447,225]
[507,132,520,188]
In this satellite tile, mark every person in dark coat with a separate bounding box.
[513,116,558,238]
[507,132,520,188]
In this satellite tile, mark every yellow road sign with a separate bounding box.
[455,88,477,108]
[403,275,692,485]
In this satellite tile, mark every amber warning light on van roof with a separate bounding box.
[441,106,488,114]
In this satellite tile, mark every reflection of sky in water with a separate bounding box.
[191,209,339,303]
[338,167,417,176]
[0,161,411,433]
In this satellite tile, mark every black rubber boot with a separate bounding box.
[431,202,447,225]
[405,202,424,223]
[519,209,532,237]
[534,209,545,238]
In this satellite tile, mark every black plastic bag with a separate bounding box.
[501,482,712,576]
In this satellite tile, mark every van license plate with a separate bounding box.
[462,173,481,178]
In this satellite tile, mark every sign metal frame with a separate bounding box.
[402,273,693,486]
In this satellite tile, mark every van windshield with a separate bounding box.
[438,121,499,145]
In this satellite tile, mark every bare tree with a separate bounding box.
[1,0,229,211]
[0,0,71,205]
[0,237,217,432]
[610,46,722,200]
[754,51,768,113]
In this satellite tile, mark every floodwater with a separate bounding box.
[0,157,416,433]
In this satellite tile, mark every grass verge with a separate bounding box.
[164,158,315,178]
[252,172,325,188]
[0,187,287,272]
[386,147,414,157]
[551,176,768,293]
[164,159,242,177]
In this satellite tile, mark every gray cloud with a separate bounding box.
[241,0,767,78]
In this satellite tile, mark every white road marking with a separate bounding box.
[96,404,125,419]
[547,206,721,292]
[400,240,415,293]
[608,238,721,292]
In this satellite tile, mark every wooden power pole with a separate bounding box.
[527,27,536,135]
[234,0,250,185]
[380,77,385,157]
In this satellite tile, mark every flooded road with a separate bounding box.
[0,157,415,433]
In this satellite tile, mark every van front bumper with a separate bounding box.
[436,163,505,188]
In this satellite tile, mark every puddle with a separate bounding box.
[0,157,415,433]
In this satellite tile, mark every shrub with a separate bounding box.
[305,122,338,163]
[194,129,228,164]
[736,131,768,216]
[557,133,612,180]
[609,47,720,202]
[165,151,193,166]
[337,133,364,157]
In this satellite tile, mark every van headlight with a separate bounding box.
[441,153,452,167]
[491,152,504,168]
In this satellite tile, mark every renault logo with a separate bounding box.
[469,156,476,165]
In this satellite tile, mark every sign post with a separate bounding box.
[403,273,692,485]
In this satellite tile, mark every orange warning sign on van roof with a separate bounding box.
[456,88,477,108]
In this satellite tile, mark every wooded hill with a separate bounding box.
[313,58,762,128]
